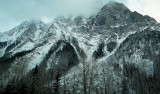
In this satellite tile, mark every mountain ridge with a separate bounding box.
[0,1,160,94]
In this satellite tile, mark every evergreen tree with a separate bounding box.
[54,70,61,94]
[2,78,19,94]
[30,65,40,94]
[19,81,28,94]
[2,83,18,94]
[122,77,129,94]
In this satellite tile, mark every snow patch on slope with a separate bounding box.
[0,46,7,58]
[27,42,54,70]
[98,31,136,63]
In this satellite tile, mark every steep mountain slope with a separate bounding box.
[0,1,160,94]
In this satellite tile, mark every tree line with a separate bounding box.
[0,58,160,94]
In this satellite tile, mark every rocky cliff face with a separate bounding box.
[0,1,160,94]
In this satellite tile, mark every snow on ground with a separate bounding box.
[98,31,136,63]
[34,30,43,41]
[0,33,9,42]
[27,42,54,70]
[110,24,125,28]
[8,28,26,42]
[52,23,102,61]
[124,53,154,76]
[72,32,102,61]
[12,41,35,55]
[0,46,7,58]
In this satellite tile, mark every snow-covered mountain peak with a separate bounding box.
[105,1,128,10]
[21,20,46,28]
[0,2,160,94]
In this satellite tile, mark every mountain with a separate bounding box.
[0,1,160,94]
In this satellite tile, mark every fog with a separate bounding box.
[0,0,160,32]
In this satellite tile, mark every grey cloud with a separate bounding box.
[0,0,111,32]
[0,0,159,32]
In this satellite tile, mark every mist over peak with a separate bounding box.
[0,0,160,32]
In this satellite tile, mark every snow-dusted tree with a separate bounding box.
[30,65,41,94]
[81,59,87,94]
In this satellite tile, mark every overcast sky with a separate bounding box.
[0,0,160,32]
